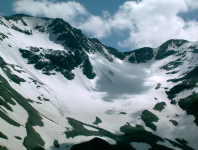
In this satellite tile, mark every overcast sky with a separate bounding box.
[0,0,198,52]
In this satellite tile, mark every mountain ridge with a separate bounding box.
[0,14,198,150]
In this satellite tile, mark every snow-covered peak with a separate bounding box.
[0,14,198,150]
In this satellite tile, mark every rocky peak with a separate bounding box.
[155,39,188,60]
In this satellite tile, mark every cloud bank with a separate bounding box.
[13,0,198,50]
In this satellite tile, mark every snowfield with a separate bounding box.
[0,15,198,150]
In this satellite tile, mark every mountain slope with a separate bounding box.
[0,14,198,150]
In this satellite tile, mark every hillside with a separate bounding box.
[0,14,198,150]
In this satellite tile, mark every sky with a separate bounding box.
[0,0,198,52]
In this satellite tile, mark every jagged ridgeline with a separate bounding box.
[3,14,125,80]
[0,14,198,150]
[1,15,193,80]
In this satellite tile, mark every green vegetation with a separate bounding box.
[66,117,168,150]
[23,123,45,150]
[141,110,159,131]
[0,145,9,150]
[178,93,198,126]
[0,132,8,139]
[0,109,21,127]
[0,97,13,111]
[0,75,43,126]
[169,119,178,126]
[65,117,109,138]
[53,140,59,148]
[93,116,102,125]
[120,123,164,145]
[0,74,44,150]
[153,102,166,111]
[0,81,16,106]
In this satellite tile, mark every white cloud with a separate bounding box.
[102,10,110,19]
[13,0,89,24]
[13,0,198,50]
[185,0,198,10]
[76,15,112,38]
[115,0,198,48]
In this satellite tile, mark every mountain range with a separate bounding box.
[0,14,198,150]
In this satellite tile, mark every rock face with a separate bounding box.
[155,39,188,60]
[0,14,198,150]
[124,47,154,63]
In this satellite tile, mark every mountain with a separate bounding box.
[0,14,198,150]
